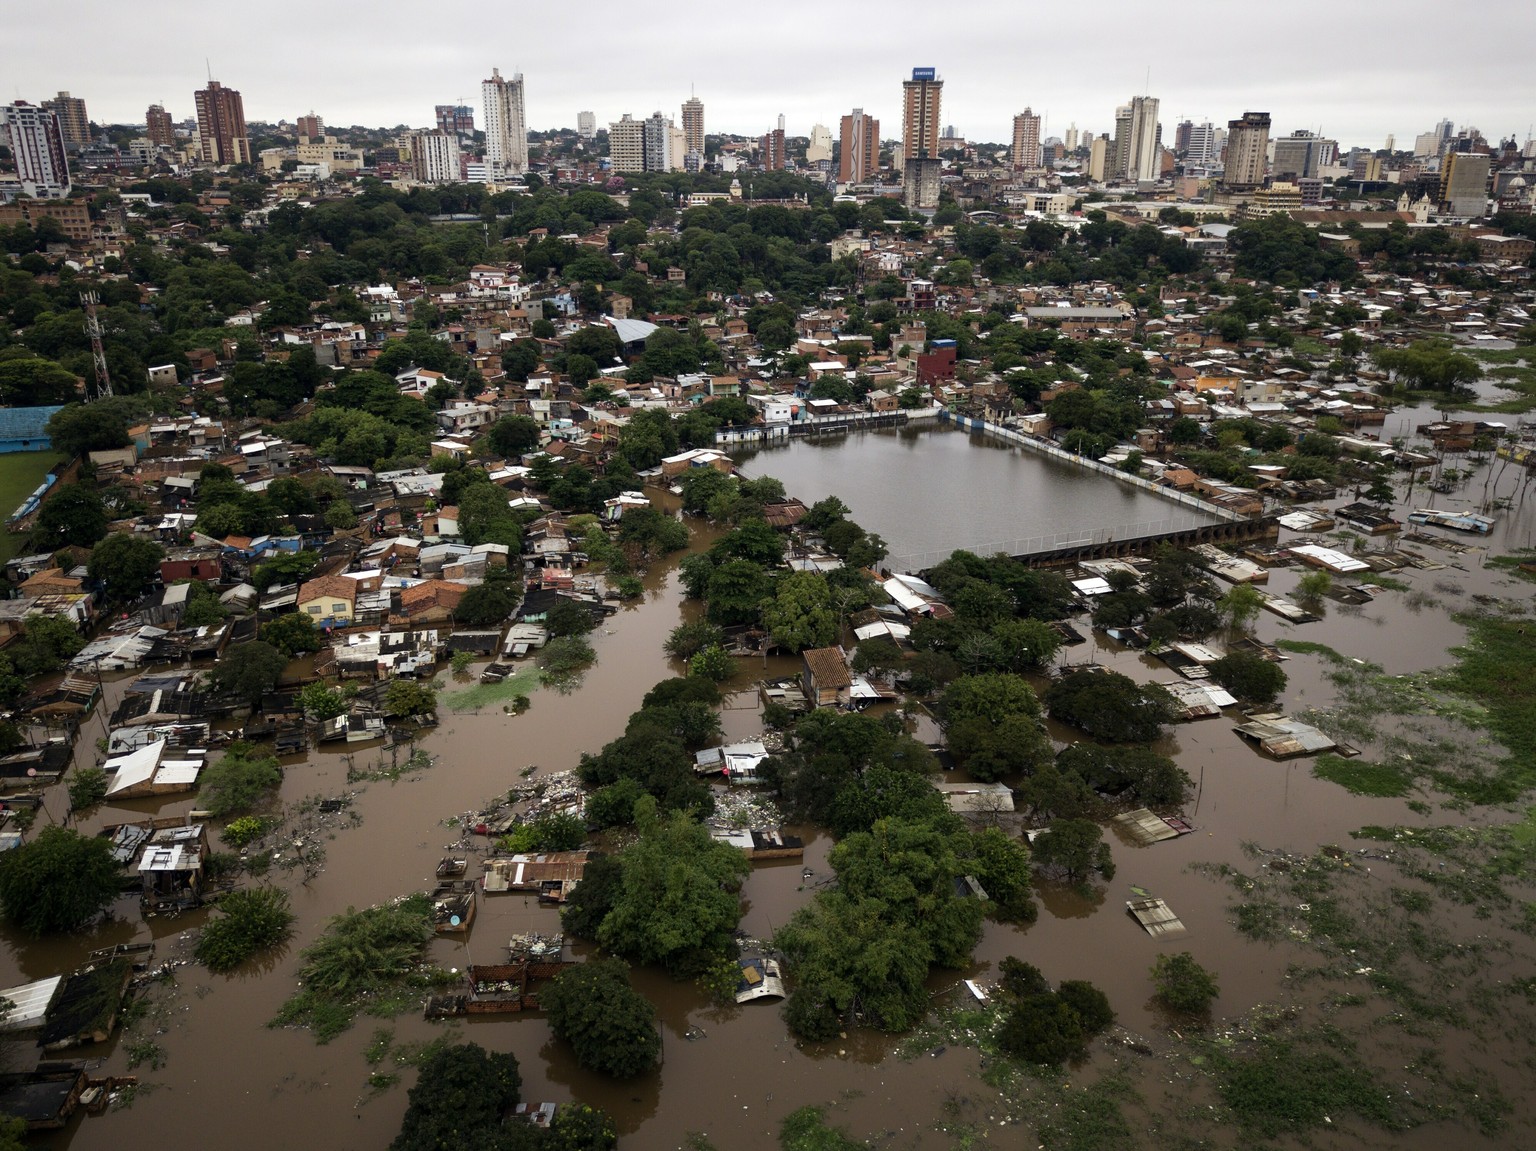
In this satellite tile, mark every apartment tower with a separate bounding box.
[482,68,529,177]
[2,103,71,197]
[901,67,943,169]
[145,104,176,149]
[1011,108,1042,169]
[193,80,251,166]
[1223,110,1270,191]
[681,96,705,157]
[41,91,89,146]
[839,109,879,183]
[576,111,597,141]
[608,114,644,173]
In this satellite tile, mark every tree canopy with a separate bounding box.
[539,959,661,1078]
[0,826,121,935]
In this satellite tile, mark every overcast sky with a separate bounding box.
[7,0,1534,149]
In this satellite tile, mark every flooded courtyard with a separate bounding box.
[6,415,1536,1151]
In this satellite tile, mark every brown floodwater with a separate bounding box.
[7,416,1536,1151]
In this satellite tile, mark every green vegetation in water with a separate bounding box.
[1275,639,1347,660]
[269,894,452,1043]
[1485,552,1536,583]
[1437,613,1536,802]
[195,887,296,973]
[1368,574,1412,592]
[442,665,541,713]
[1313,753,1415,797]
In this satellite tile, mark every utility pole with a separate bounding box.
[80,290,113,400]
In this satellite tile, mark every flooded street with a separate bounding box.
[6,417,1536,1151]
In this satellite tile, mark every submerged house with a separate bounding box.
[801,647,852,708]
[102,740,204,799]
[136,824,209,910]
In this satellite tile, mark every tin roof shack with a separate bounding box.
[694,740,769,784]
[0,975,64,1039]
[481,851,589,901]
[37,958,134,1050]
[103,740,205,800]
[428,880,477,934]
[709,828,805,861]
[935,781,1016,815]
[136,825,209,910]
[0,1063,88,1131]
[1233,714,1340,759]
[426,937,571,1017]
[802,647,852,708]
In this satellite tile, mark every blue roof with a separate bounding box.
[0,406,64,445]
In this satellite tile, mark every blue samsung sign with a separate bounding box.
[912,67,936,81]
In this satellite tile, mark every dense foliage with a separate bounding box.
[540,959,662,1078]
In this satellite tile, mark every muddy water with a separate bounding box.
[733,423,1219,564]
[6,429,1536,1151]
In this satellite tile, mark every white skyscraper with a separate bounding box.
[576,111,596,141]
[410,131,462,185]
[481,68,528,177]
[1185,121,1219,165]
[2,102,71,198]
[1123,95,1160,183]
[805,123,833,164]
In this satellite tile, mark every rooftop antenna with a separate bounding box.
[206,58,212,82]
[1144,67,1151,95]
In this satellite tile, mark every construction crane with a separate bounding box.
[79,290,113,400]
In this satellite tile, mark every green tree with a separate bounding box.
[384,679,438,720]
[87,532,165,601]
[390,1042,523,1151]
[34,484,107,547]
[299,683,347,720]
[1044,669,1177,742]
[761,571,838,652]
[1030,818,1115,883]
[262,612,322,657]
[488,413,542,457]
[688,644,733,683]
[251,548,321,592]
[211,640,289,703]
[540,959,661,1078]
[1219,583,1265,632]
[548,1104,618,1151]
[1209,651,1288,706]
[596,798,749,975]
[0,826,121,935]
[44,396,147,457]
[664,619,725,660]
[1151,951,1219,1013]
[455,577,521,626]
[199,742,283,818]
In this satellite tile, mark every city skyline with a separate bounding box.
[5,0,1534,150]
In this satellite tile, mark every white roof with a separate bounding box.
[603,315,659,344]
[1288,543,1370,573]
[105,739,166,795]
[0,975,63,1030]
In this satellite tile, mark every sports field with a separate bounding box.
[0,450,67,566]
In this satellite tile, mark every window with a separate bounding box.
[307,606,321,615]
[332,603,346,613]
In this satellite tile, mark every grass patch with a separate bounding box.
[1207,1029,1409,1137]
[1439,613,1536,801]
[1368,575,1412,592]
[0,450,66,566]
[1313,753,1414,797]
[1471,347,1532,366]
[1275,639,1346,660]
[442,666,541,713]
[1486,553,1536,582]
[1291,336,1328,355]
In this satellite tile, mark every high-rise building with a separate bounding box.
[435,105,475,139]
[1271,130,1336,181]
[409,130,462,184]
[41,91,89,146]
[1441,151,1491,216]
[1064,123,1079,153]
[608,114,644,173]
[669,124,687,172]
[481,68,528,178]
[1116,95,1159,183]
[806,123,833,165]
[839,109,879,184]
[1174,120,1193,155]
[1088,133,1109,182]
[576,111,596,141]
[145,104,176,149]
[296,113,324,141]
[903,157,941,211]
[1223,111,1270,191]
[901,67,943,170]
[681,96,705,157]
[761,115,786,170]
[1011,108,1042,169]
[193,80,251,166]
[2,103,71,198]
[642,112,672,172]
[1184,121,1219,165]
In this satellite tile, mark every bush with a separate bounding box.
[1151,951,1219,1013]
[539,636,596,688]
[195,887,296,973]
[688,643,733,682]
[994,965,1115,1066]
[199,743,282,818]
[67,766,109,811]
[221,815,276,848]
[391,1042,522,1151]
[1210,651,1287,706]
